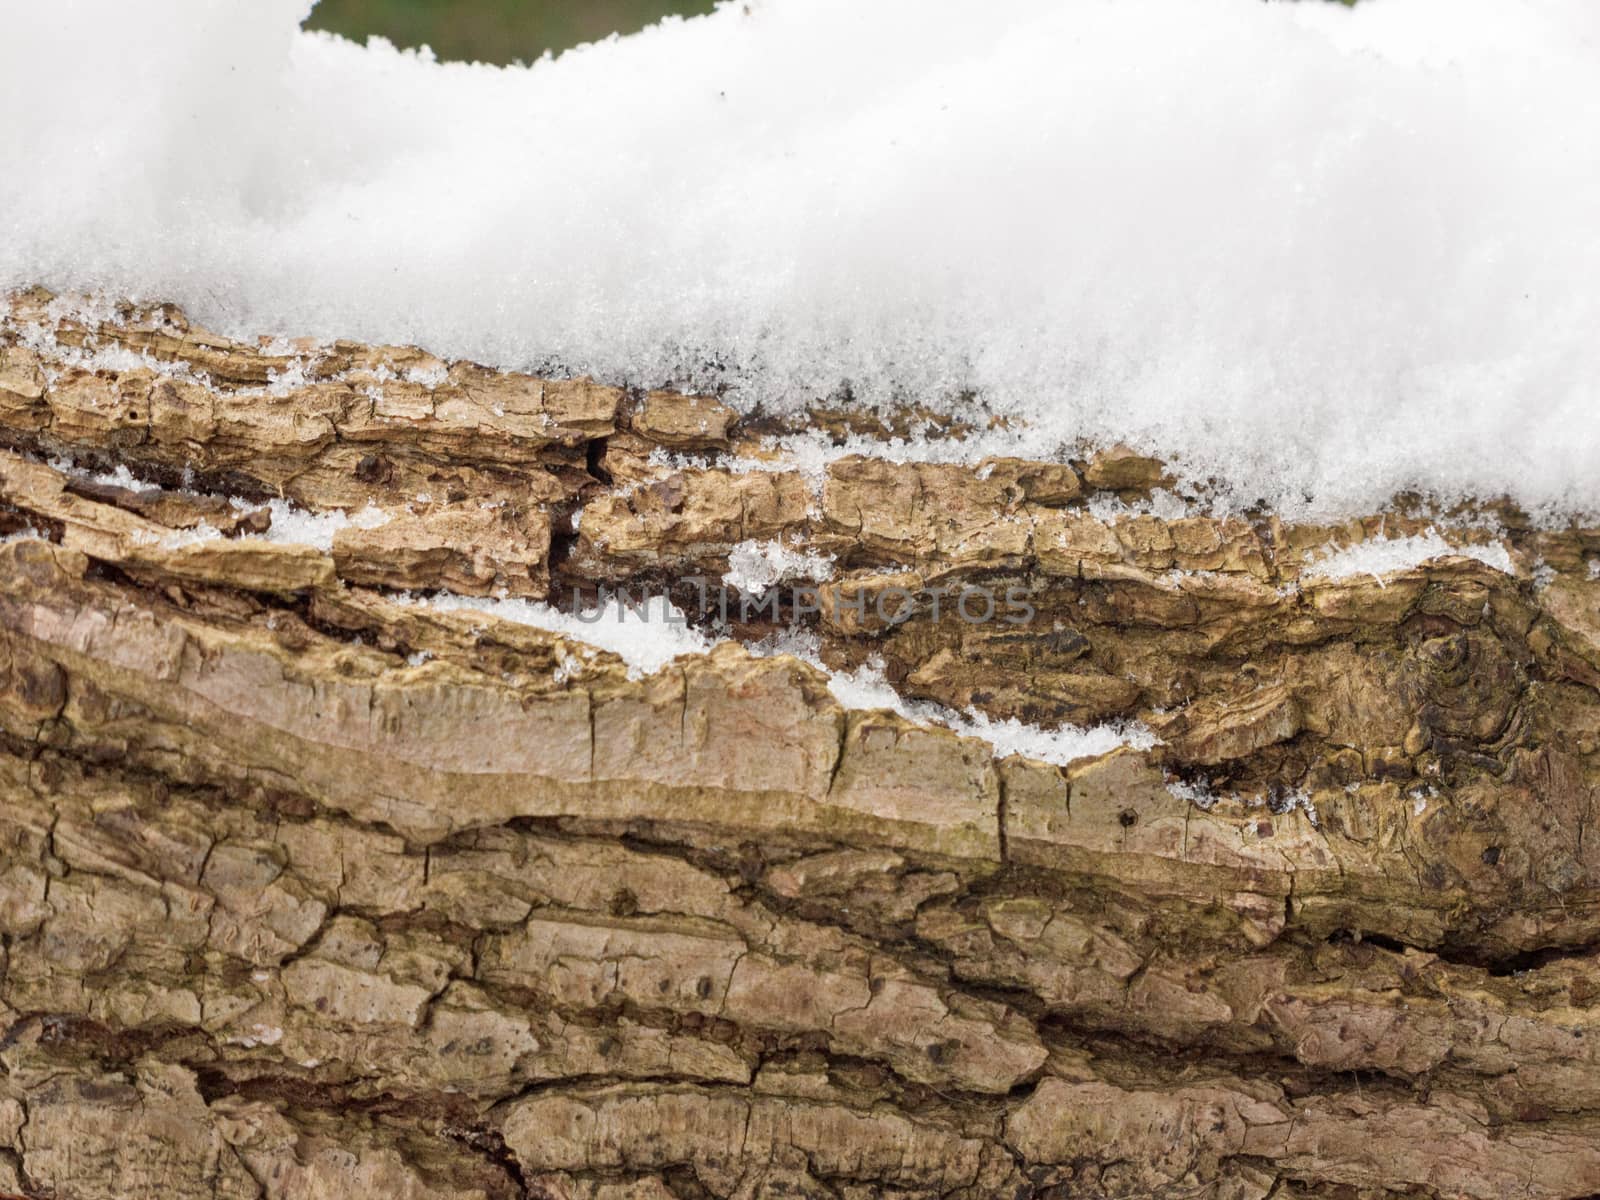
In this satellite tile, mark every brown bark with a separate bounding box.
[3,289,1600,1198]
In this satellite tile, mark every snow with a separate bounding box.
[404,593,1150,766]
[821,658,920,715]
[156,522,224,550]
[45,458,135,493]
[4,0,1598,519]
[413,591,721,680]
[1085,489,1196,524]
[248,499,389,552]
[1167,776,1320,828]
[722,538,835,595]
[46,454,392,551]
[1166,778,1220,812]
[1302,530,1514,585]
[754,634,1154,768]
[1273,789,1321,829]
[826,658,1156,768]
[944,707,1156,769]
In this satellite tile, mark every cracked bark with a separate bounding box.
[3,290,1600,1198]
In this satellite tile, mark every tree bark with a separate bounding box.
[3,289,1600,1199]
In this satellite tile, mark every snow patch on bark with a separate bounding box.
[1303,530,1514,585]
[246,499,390,552]
[723,538,836,595]
[412,591,722,680]
[757,634,1154,768]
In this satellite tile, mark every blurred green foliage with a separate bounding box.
[307,0,1362,65]
[305,0,717,65]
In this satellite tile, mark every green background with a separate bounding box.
[305,0,717,65]
[305,1,1361,66]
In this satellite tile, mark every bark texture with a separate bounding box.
[4,290,1600,1199]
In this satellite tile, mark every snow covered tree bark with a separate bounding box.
[4,290,1600,1198]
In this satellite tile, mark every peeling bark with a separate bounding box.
[3,291,1600,1198]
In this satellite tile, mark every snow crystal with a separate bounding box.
[23,326,207,384]
[1085,489,1196,524]
[413,591,720,680]
[4,1,1598,519]
[552,649,583,684]
[1302,530,1515,585]
[265,359,312,397]
[158,521,224,550]
[745,625,827,664]
[402,362,449,389]
[1166,777,1220,812]
[722,538,835,595]
[822,660,916,717]
[248,499,389,552]
[1169,777,1320,828]
[50,458,154,492]
[1271,789,1321,829]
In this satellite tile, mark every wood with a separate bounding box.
[3,290,1600,1198]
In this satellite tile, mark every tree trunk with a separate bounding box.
[3,289,1600,1199]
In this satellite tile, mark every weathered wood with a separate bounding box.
[4,291,1600,1199]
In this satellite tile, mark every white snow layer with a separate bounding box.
[4,1,1599,519]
